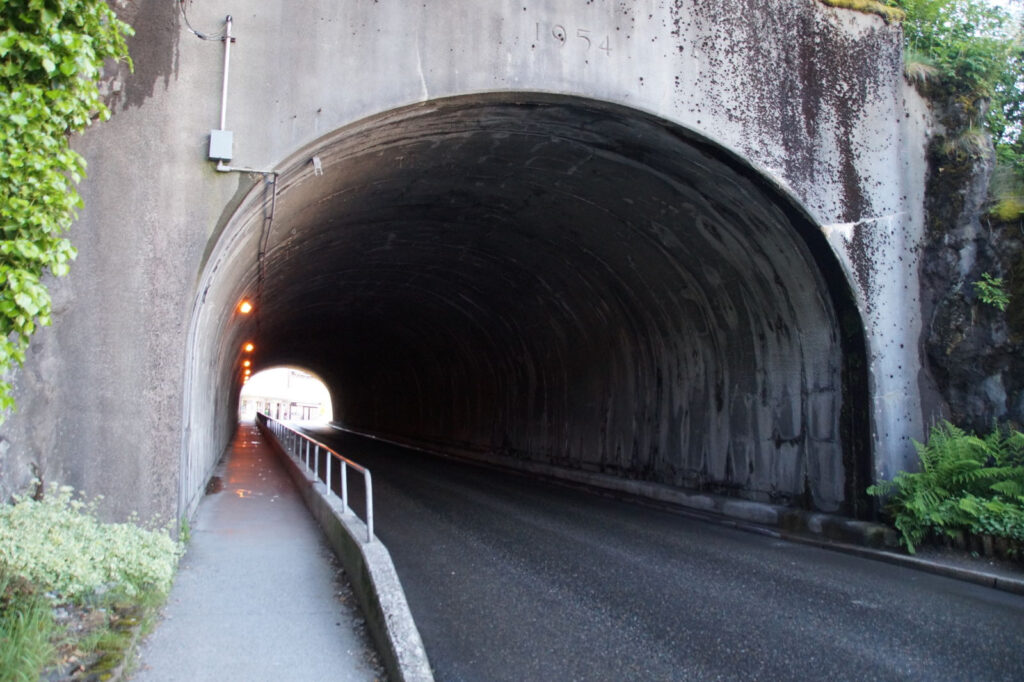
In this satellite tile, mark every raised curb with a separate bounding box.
[259,422,434,682]
[776,532,1024,596]
[337,425,1024,597]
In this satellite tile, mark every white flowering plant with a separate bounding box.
[0,484,181,602]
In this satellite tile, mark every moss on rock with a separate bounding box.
[817,0,905,23]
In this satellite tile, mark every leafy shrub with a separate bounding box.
[957,494,1024,542]
[0,484,180,601]
[868,421,1024,552]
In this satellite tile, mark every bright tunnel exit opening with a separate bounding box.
[238,367,333,423]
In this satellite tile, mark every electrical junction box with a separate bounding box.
[208,129,233,161]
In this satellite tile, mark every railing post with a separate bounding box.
[313,440,319,480]
[325,452,332,494]
[341,462,348,512]
[364,470,374,542]
[313,444,318,472]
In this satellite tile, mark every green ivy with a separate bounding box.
[0,0,131,417]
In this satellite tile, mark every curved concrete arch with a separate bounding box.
[183,93,870,519]
[0,1,931,524]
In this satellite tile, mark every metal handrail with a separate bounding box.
[256,413,374,542]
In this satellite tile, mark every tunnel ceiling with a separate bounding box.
[223,94,868,514]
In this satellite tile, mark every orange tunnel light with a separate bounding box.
[243,342,255,353]
[238,300,253,314]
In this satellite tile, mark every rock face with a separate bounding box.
[920,100,1024,433]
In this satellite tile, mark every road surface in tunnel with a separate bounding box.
[299,425,1024,681]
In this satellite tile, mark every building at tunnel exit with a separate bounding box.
[1,1,939,523]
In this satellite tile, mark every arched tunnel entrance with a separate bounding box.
[188,94,870,519]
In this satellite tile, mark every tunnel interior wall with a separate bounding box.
[332,201,850,509]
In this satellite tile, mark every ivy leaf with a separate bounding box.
[13,293,39,317]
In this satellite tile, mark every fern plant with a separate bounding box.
[868,421,1024,552]
[974,272,1011,311]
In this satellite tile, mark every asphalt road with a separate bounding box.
[303,426,1024,682]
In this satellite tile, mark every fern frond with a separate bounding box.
[991,479,1024,499]
[866,480,897,497]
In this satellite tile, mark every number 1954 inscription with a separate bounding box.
[536,22,612,55]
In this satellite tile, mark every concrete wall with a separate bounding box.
[0,0,933,521]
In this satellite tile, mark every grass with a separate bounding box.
[0,568,173,681]
[0,572,56,682]
[904,49,939,86]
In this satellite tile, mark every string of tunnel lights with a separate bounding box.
[237,300,255,385]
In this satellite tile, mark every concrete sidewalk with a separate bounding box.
[134,423,384,681]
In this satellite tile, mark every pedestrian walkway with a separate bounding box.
[134,423,383,681]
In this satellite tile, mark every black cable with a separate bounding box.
[256,173,278,335]
[178,0,226,41]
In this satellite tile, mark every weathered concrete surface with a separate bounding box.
[0,1,934,522]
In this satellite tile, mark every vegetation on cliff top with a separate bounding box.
[891,0,1024,216]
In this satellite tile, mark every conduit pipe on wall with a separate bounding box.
[219,15,232,131]
[207,15,235,162]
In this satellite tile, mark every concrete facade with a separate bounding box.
[0,0,933,522]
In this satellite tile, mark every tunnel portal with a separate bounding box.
[211,95,869,514]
